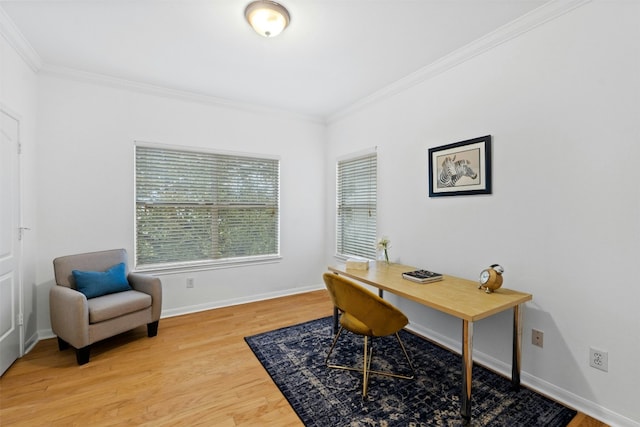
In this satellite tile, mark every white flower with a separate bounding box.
[377,236,390,250]
[377,236,391,263]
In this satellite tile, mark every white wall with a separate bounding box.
[326,1,639,426]
[6,0,639,424]
[34,74,328,329]
[0,30,39,350]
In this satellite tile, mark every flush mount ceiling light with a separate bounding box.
[245,1,290,38]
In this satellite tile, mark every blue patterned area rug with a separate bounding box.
[245,317,576,426]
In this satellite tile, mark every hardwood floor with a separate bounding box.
[1,290,606,426]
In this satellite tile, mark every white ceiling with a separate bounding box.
[1,0,548,119]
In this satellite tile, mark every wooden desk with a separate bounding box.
[328,262,532,421]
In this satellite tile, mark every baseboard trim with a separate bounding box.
[160,284,324,319]
[23,331,40,355]
[407,323,639,427]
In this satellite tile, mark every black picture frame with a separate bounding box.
[428,135,492,197]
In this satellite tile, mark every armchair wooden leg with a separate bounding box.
[147,321,159,337]
[57,337,70,351]
[76,346,90,365]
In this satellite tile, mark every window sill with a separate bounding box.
[133,255,282,275]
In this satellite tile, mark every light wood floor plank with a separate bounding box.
[0,290,605,426]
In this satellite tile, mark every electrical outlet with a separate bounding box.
[589,348,608,372]
[532,329,543,348]
[186,278,195,288]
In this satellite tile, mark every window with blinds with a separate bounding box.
[336,151,377,260]
[135,144,280,269]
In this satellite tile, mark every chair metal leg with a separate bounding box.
[362,336,370,397]
[362,334,415,380]
[326,328,415,397]
[325,326,345,365]
[393,332,416,379]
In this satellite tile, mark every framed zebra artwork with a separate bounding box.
[428,135,492,197]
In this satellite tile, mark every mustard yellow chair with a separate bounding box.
[322,272,415,397]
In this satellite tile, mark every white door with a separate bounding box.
[0,109,21,376]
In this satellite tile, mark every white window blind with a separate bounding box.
[135,145,279,268]
[336,151,377,260]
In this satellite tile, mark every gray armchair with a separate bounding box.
[51,249,162,365]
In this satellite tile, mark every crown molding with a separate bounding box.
[1,0,592,125]
[327,0,592,124]
[40,64,325,124]
[0,6,43,72]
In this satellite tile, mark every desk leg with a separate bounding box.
[333,306,339,335]
[511,304,524,390]
[461,320,474,421]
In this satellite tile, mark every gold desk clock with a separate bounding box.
[478,264,504,293]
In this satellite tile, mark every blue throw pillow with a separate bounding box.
[72,262,131,299]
